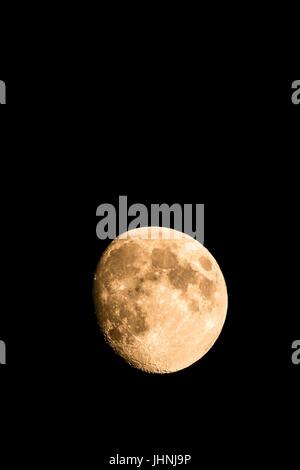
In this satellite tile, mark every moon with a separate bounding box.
[93,227,228,373]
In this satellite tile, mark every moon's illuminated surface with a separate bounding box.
[94,227,228,373]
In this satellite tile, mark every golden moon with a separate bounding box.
[93,227,228,373]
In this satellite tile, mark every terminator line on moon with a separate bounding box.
[93,227,228,373]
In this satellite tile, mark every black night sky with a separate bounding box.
[0,72,299,468]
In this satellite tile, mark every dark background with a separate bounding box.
[0,74,299,467]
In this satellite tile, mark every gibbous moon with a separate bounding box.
[93,227,228,373]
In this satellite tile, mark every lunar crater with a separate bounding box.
[151,247,178,270]
[200,256,212,271]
